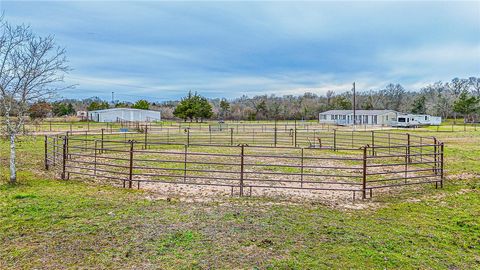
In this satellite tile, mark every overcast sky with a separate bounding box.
[1,1,479,101]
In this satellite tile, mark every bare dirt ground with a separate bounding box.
[57,141,439,210]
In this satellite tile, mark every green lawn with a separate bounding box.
[0,128,479,269]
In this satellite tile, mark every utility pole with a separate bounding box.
[111,91,115,104]
[353,82,356,130]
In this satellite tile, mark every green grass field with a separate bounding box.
[1,124,479,269]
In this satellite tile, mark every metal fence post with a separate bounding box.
[101,128,105,153]
[53,137,56,166]
[440,142,444,188]
[209,127,212,144]
[405,145,409,183]
[144,125,148,150]
[184,144,188,182]
[44,135,49,170]
[333,129,337,151]
[294,127,297,147]
[433,137,438,175]
[407,133,411,163]
[128,140,134,189]
[300,148,304,188]
[239,144,245,196]
[362,146,367,199]
[61,136,67,180]
[94,140,98,177]
[371,131,375,156]
[230,128,234,146]
[274,127,277,147]
[351,130,354,148]
[65,132,70,159]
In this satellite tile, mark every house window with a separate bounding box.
[373,115,377,124]
[425,116,428,121]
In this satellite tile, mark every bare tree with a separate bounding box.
[469,77,480,97]
[0,18,69,184]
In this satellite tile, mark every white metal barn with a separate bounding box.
[319,110,398,126]
[88,108,161,122]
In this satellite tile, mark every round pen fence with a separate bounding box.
[44,128,444,200]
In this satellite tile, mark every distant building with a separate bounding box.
[76,111,88,120]
[319,110,397,126]
[319,110,442,126]
[88,108,161,122]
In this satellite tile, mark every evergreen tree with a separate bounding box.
[453,90,479,123]
[411,95,427,114]
[173,91,213,122]
[132,100,150,110]
[219,98,230,119]
[87,101,109,111]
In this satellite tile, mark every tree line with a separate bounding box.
[26,98,152,119]
[161,77,480,122]
[23,76,480,123]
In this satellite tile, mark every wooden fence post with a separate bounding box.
[230,128,234,146]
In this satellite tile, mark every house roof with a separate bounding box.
[319,110,397,115]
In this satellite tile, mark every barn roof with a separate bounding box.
[89,108,160,113]
[319,110,397,115]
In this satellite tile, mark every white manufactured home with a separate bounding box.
[319,110,398,126]
[88,108,161,122]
